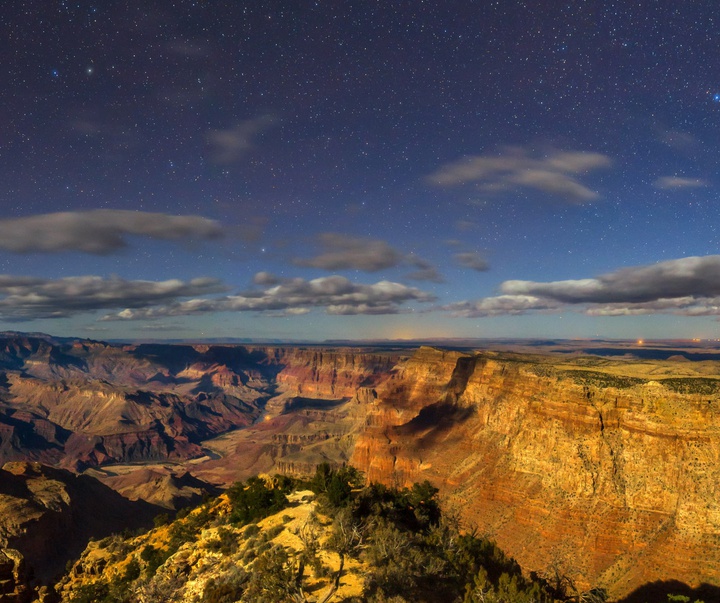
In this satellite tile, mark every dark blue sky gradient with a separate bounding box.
[2,1,720,340]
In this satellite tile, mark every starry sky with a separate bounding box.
[3,1,720,341]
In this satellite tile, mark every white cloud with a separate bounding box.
[447,255,720,318]
[0,275,226,320]
[428,147,611,202]
[102,274,435,320]
[444,295,558,317]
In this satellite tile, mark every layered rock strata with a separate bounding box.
[0,334,399,471]
[351,347,720,598]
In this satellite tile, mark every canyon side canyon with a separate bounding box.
[0,333,719,600]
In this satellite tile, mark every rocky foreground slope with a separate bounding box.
[57,472,567,603]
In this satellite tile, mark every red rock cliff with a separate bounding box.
[351,347,720,598]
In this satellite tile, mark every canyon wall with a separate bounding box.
[0,334,399,471]
[351,347,720,598]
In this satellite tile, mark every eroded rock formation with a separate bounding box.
[0,461,159,597]
[351,347,720,598]
[0,334,399,472]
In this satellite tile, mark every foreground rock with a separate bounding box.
[0,461,160,598]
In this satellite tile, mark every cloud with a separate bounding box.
[293,233,444,281]
[653,176,708,190]
[454,252,489,272]
[103,274,435,320]
[448,255,720,318]
[0,210,223,254]
[444,295,558,317]
[428,147,611,202]
[455,220,477,232]
[293,233,403,272]
[207,115,275,163]
[658,129,698,152]
[501,256,720,304]
[253,271,281,286]
[0,275,226,320]
[405,255,444,283]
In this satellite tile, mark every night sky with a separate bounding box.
[3,1,720,341]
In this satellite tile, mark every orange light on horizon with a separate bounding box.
[637,339,644,345]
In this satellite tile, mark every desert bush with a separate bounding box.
[241,545,300,602]
[205,527,239,555]
[202,567,249,603]
[227,476,289,525]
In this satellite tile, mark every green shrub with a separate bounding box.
[205,527,239,555]
[227,476,289,525]
[201,568,248,603]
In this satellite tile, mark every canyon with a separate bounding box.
[0,333,719,600]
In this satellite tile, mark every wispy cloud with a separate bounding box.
[207,115,275,163]
[658,129,698,153]
[405,255,444,283]
[0,276,226,320]
[0,210,223,255]
[103,274,435,320]
[293,233,403,272]
[428,147,611,203]
[454,252,489,272]
[164,39,211,57]
[653,176,708,190]
[293,233,444,282]
[446,255,720,318]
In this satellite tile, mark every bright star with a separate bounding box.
[713,93,720,102]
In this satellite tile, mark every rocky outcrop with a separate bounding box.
[261,347,398,398]
[89,467,219,509]
[0,549,31,603]
[0,461,160,598]
[351,347,720,598]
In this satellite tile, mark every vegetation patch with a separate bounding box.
[558,370,645,389]
[60,466,621,603]
[659,378,720,395]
